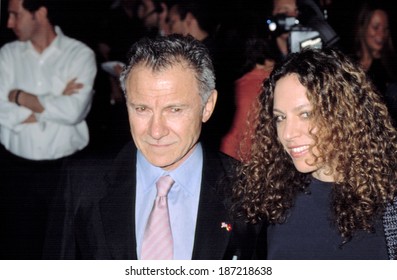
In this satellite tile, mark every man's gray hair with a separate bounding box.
[119,34,215,105]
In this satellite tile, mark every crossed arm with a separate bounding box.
[8,78,83,123]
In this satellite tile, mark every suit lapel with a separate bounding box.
[191,148,233,260]
[97,143,235,260]
[99,142,138,260]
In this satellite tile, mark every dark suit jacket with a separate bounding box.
[44,141,263,259]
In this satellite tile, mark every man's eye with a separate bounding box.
[170,107,181,113]
[135,106,146,112]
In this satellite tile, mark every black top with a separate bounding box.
[267,177,388,259]
[367,58,391,95]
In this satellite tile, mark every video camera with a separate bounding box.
[266,0,339,53]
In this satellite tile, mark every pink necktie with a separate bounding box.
[141,175,174,260]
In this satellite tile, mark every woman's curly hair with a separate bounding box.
[232,47,397,240]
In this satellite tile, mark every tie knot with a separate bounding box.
[156,175,174,197]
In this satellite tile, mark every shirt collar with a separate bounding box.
[23,26,63,55]
[51,26,63,51]
[137,143,203,196]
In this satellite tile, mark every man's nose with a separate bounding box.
[7,16,15,29]
[148,113,169,140]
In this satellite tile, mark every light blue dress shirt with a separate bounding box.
[136,143,203,259]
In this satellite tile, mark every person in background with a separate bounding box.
[97,0,144,63]
[44,34,262,260]
[352,1,397,95]
[90,0,145,153]
[220,37,275,160]
[232,48,397,259]
[97,0,145,77]
[0,0,96,259]
[351,1,397,123]
[271,0,299,60]
[137,0,170,37]
[167,0,217,56]
[201,3,265,152]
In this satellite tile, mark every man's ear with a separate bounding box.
[34,6,48,22]
[202,89,218,123]
[185,12,195,26]
[159,3,168,16]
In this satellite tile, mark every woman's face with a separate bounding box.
[273,74,334,181]
[364,9,389,57]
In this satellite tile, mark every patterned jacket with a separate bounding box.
[383,197,397,259]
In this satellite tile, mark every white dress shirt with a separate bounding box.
[0,27,97,160]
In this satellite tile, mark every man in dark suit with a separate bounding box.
[44,34,262,260]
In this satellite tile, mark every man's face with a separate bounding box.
[125,63,217,170]
[137,0,158,29]
[7,0,39,41]
[272,0,299,41]
[167,6,188,35]
[272,0,298,17]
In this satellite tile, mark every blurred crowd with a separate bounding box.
[1,0,396,156]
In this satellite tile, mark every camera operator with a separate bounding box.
[271,0,299,60]
[269,0,339,60]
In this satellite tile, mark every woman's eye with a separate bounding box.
[301,111,311,118]
[274,115,285,122]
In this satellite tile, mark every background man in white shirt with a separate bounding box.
[0,0,96,259]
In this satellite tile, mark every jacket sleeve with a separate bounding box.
[43,159,78,259]
[383,196,397,260]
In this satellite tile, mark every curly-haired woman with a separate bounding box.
[232,47,397,259]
